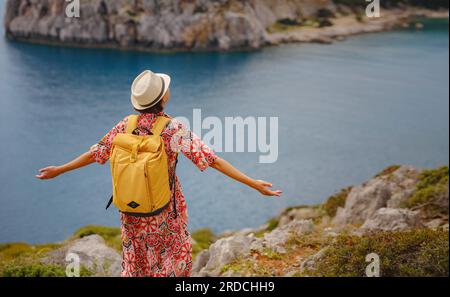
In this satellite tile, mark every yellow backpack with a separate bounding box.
[106,114,175,217]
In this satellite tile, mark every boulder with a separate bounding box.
[300,247,328,274]
[424,218,448,229]
[333,166,421,226]
[191,249,210,274]
[191,234,256,277]
[193,219,314,276]
[217,224,268,238]
[278,207,321,226]
[360,208,422,232]
[43,235,122,277]
[251,219,314,254]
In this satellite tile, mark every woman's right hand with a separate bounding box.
[36,166,62,180]
[252,180,282,197]
[210,157,282,197]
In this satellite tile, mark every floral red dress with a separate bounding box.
[89,112,217,277]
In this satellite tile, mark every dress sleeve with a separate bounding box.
[165,118,218,171]
[89,117,128,165]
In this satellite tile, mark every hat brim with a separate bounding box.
[131,73,171,111]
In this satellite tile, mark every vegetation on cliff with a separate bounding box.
[218,228,448,277]
[193,165,449,277]
[400,166,449,218]
[192,228,217,259]
[309,228,448,277]
[0,165,448,277]
[73,225,122,252]
[0,226,117,277]
[334,0,448,9]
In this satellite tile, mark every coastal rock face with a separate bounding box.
[333,166,422,226]
[192,234,256,277]
[299,247,327,274]
[251,219,314,254]
[1,165,447,277]
[43,235,122,277]
[360,207,422,232]
[191,165,448,276]
[5,1,448,51]
[278,207,322,226]
[192,219,315,276]
[4,0,337,51]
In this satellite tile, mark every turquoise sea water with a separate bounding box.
[0,12,448,243]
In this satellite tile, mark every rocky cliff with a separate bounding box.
[4,0,448,51]
[191,165,449,277]
[0,165,448,277]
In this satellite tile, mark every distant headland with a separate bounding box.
[3,0,449,52]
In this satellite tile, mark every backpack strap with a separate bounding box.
[126,115,139,134]
[152,116,171,136]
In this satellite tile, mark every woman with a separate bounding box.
[36,70,282,277]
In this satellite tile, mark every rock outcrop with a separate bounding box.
[192,219,315,276]
[360,207,422,232]
[251,219,315,254]
[192,165,449,276]
[43,235,122,277]
[193,234,256,277]
[4,0,448,51]
[333,166,422,226]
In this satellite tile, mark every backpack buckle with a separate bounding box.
[130,143,139,163]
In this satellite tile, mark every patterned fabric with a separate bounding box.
[89,112,217,277]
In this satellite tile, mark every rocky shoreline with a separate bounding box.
[0,165,448,277]
[3,0,449,52]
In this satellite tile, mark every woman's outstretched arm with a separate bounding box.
[210,157,282,197]
[36,151,95,180]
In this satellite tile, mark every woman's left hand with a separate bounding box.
[252,180,283,197]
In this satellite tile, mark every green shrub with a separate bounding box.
[191,228,216,258]
[261,248,283,260]
[0,242,61,260]
[266,218,279,232]
[322,187,352,217]
[1,262,93,277]
[0,242,63,277]
[375,165,401,178]
[309,228,449,277]
[1,263,67,277]
[278,18,301,26]
[73,225,121,239]
[333,0,367,7]
[416,166,449,190]
[333,0,449,9]
[73,225,122,252]
[254,217,280,238]
[400,166,449,217]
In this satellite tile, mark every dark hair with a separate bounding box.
[135,99,164,114]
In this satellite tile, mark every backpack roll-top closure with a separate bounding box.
[112,115,169,154]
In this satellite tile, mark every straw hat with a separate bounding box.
[131,70,171,110]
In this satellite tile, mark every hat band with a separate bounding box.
[140,77,166,108]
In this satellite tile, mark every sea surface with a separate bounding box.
[0,9,448,243]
